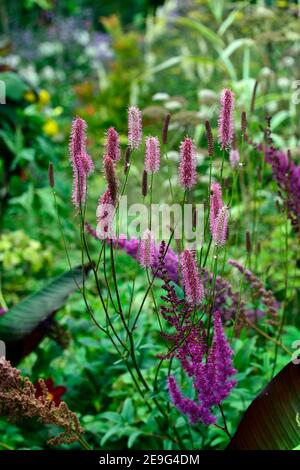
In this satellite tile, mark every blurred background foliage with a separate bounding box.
[0,0,300,450]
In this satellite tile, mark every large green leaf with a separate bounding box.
[0,72,29,101]
[228,361,300,450]
[0,266,88,342]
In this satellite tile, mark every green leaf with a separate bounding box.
[228,361,300,450]
[176,17,224,49]
[0,266,88,342]
[128,430,142,448]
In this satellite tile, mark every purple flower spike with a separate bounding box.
[180,249,204,306]
[178,137,197,189]
[105,127,121,162]
[209,182,223,234]
[69,116,94,209]
[145,136,160,174]
[139,229,155,268]
[128,106,142,149]
[212,206,229,247]
[218,89,234,150]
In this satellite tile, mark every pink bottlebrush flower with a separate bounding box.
[144,136,160,174]
[139,229,155,268]
[128,106,142,149]
[209,182,223,234]
[96,189,116,239]
[229,149,240,168]
[69,116,94,209]
[103,155,118,206]
[180,249,204,306]
[105,127,121,162]
[178,137,197,189]
[218,89,234,150]
[212,206,229,246]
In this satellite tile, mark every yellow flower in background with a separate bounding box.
[43,119,59,137]
[39,89,51,106]
[24,90,36,102]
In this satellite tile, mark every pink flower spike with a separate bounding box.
[139,229,155,268]
[212,206,229,246]
[69,116,94,209]
[105,127,121,162]
[128,106,142,149]
[145,136,160,174]
[209,182,223,234]
[218,89,234,150]
[178,137,197,189]
[180,249,204,306]
[229,149,240,168]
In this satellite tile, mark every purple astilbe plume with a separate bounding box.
[103,155,118,206]
[229,149,240,168]
[212,206,229,246]
[144,136,160,174]
[105,127,121,162]
[180,249,204,306]
[167,311,236,425]
[218,89,234,150]
[265,147,300,233]
[229,259,279,324]
[69,116,94,208]
[210,182,223,234]
[128,106,142,149]
[167,376,214,425]
[139,230,155,268]
[178,137,197,189]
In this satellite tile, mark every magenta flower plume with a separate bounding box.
[218,89,234,150]
[229,149,240,168]
[180,249,204,306]
[167,376,214,425]
[178,137,197,189]
[103,155,118,206]
[209,182,223,233]
[105,127,121,162]
[96,189,115,239]
[69,116,94,208]
[139,229,155,268]
[144,136,160,174]
[212,206,229,246]
[128,105,142,149]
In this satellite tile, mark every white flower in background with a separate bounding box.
[19,65,39,86]
[41,66,55,81]
[266,101,278,113]
[38,41,63,57]
[277,77,290,89]
[165,100,182,111]
[281,56,295,68]
[260,67,274,79]
[152,92,170,101]
[76,31,90,46]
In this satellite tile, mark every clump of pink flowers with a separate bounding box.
[180,249,204,306]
